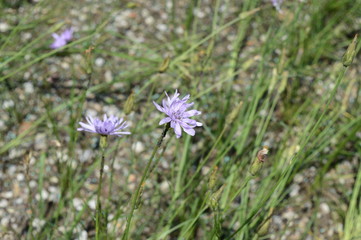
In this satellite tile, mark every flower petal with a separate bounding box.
[79,122,95,131]
[183,110,201,117]
[182,94,190,101]
[182,126,195,136]
[159,117,171,125]
[174,122,182,138]
[112,131,131,135]
[52,33,60,39]
[153,101,165,112]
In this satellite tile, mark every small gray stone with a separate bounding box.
[23,82,34,94]
[320,202,330,214]
[132,141,145,153]
[0,199,8,208]
[0,22,10,32]
[35,133,47,150]
[95,58,105,67]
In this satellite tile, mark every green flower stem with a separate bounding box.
[96,136,108,240]
[122,123,170,240]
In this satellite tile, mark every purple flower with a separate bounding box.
[153,90,202,138]
[50,28,73,49]
[271,0,283,12]
[77,114,131,137]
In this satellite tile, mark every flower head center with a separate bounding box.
[173,110,182,119]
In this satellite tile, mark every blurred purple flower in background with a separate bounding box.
[153,90,202,138]
[50,28,73,49]
[271,0,283,12]
[77,114,131,137]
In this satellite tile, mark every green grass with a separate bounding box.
[1,0,361,239]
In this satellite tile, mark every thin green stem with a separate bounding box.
[122,123,170,240]
[96,138,107,240]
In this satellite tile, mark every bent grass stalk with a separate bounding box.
[122,123,170,240]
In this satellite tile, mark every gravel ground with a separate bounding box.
[1,0,360,239]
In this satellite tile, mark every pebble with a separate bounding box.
[22,32,32,41]
[85,109,98,118]
[0,22,10,32]
[0,199,8,208]
[16,174,25,181]
[128,174,136,183]
[1,217,10,226]
[73,198,83,211]
[35,133,47,150]
[145,16,155,25]
[3,100,14,108]
[78,230,88,240]
[2,191,13,199]
[79,149,93,162]
[320,202,330,214]
[95,57,105,67]
[156,24,167,32]
[61,62,70,70]
[133,141,145,153]
[14,198,23,205]
[50,176,59,184]
[294,173,303,183]
[24,71,31,79]
[40,190,49,200]
[193,8,206,18]
[29,180,37,188]
[356,131,361,139]
[103,105,119,116]
[289,184,300,197]
[175,26,184,35]
[201,166,210,175]
[32,218,45,229]
[104,70,113,82]
[114,15,129,28]
[9,149,24,159]
[0,120,5,130]
[48,186,58,194]
[282,209,296,220]
[160,181,169,193]
[7,166,17,175]
[88,199,96,210]
[23,82,35,94]
[58,226,66,234]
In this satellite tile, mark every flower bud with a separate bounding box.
[342,34,358,67]
[268,68,278,93]
[124,91,135,115]
[226,101,243,126]
[249,146,269,176]
[158,56,171,73]
[257,208,274,236]
[209,185,225,211]
[239,7,260,20]
[277,48,287,73]
[23,151,32,176]
[208,166,218,191]
[278,71,288,94]
[84,46,94,74]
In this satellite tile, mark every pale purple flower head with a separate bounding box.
[271,0,283,12]
[50,28,73,49]
[153,90,202,138]
[77,114,131,137]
